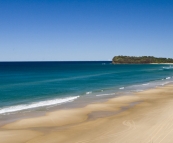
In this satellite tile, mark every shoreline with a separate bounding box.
[1,77,172,122]
[150,63,173,64]
[0,78,169,127]
[1,62,173,124]
[1,84,173,142]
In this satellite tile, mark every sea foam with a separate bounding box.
[166,77,171,79]
[86,91,92,95]
[119,87,124,89]
[142,83,149,86]
[96,93,115,97]
[0,96,79,114]
[163,66,173,69]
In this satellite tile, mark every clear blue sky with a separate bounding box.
[0,0,173,61]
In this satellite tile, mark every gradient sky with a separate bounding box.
[0,0,173,61]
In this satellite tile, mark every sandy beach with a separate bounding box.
[1,84,173,143]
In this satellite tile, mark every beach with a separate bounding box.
[1,0,173,142]
[1,84,173,143]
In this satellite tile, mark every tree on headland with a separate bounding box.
[112,56,173,64]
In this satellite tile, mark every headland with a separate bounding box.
[112,56,173,64]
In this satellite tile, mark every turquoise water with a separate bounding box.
[0,62,173,114]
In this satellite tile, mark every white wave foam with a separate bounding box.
[166,77,171,79]
[86,91,92,95]
[163,66,173,69]
[142,83,149,86]
[119,87,124,90]
[160,82,169,86]
[96,93,115,97]
[0,96,79,114]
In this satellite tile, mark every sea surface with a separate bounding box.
[0,62,173,115]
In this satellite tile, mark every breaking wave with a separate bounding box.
[119,87,124,90]
[0,96,80,114]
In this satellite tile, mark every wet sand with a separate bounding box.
[1,84,173,143]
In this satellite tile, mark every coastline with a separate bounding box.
[1,62,173,119]
[1,84,173,142]
[150,63,173,64]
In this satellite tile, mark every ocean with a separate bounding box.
[0,62,173,115]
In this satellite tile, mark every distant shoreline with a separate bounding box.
[112,56,173,64]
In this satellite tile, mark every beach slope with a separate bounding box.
[1,85,173,143]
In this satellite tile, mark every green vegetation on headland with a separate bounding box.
[112,56,173,64]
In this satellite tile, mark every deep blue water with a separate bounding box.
[0,62,173,114]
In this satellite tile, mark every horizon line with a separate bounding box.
[0,60,112,62]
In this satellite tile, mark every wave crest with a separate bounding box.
[0,96,79,114]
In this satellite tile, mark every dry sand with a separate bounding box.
[1,85,173,143]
